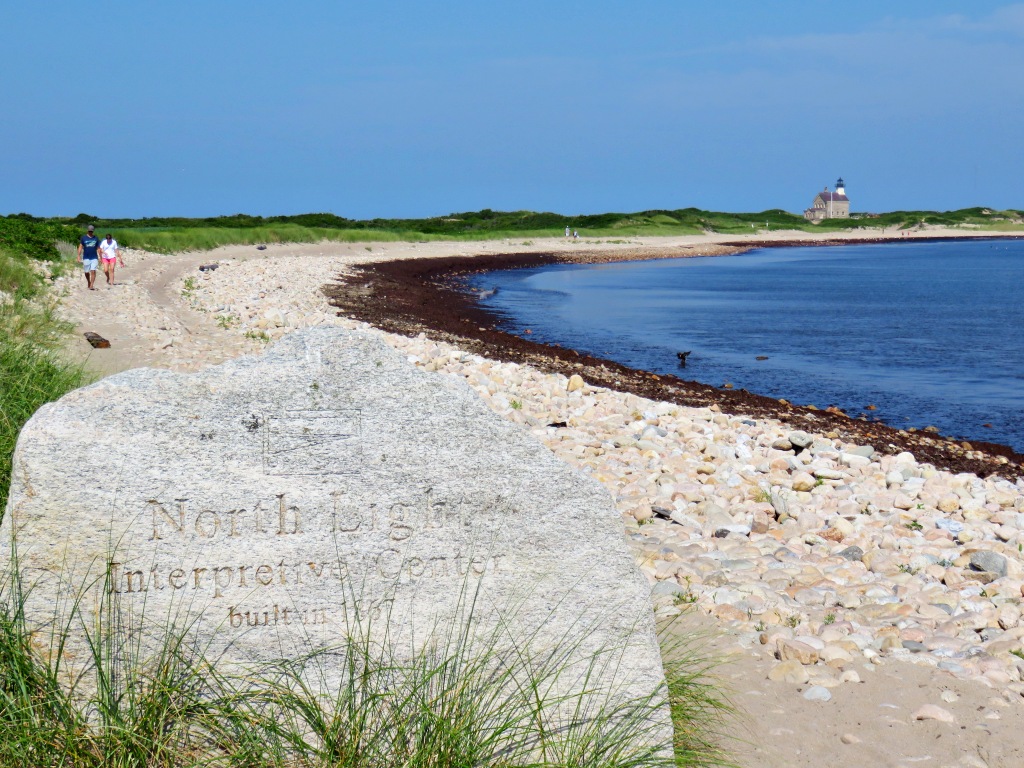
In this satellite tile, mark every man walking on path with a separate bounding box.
[77,224,100,290]
[98,233,124,286]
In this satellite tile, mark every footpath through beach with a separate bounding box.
[56,229,1024,767]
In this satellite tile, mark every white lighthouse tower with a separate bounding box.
[835,177,846,196]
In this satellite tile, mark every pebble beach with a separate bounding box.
[55,232,1024,766]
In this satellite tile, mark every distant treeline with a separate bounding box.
[3,206,1022,257]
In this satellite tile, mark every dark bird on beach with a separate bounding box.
[676,351,692,366]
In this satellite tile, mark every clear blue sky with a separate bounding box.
[3,1,1023,219]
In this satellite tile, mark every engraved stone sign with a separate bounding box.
[1,328,669,739]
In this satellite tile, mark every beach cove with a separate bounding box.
[55,228,1024,766]
[467,238,1024,453]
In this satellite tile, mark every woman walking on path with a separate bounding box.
[99,233,124,286]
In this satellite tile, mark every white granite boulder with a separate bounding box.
[1,328,670,743]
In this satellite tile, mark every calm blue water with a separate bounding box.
[470,239,1024,452]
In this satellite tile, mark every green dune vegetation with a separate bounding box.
[0,217,90,513]
[5,205,1022,254]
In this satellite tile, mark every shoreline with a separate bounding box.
[321,237,1024,480]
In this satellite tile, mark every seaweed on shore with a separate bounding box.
[323,248,1024,481]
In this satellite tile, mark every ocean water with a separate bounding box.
[470,239,1024,452]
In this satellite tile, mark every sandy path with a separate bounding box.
[52,229,1024,768]
[60,248,268,375]
[57,226,1019,379]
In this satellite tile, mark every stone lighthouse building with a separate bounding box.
[804,177,850,221]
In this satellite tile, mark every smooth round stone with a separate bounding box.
[768,660,809,684]
[821,645,854,664]
[835,545,865,562]
[892,493,915,510]
[847,445,876,459]
[650,581,686,599]
[793,588,827,606]
[886,471,905,487]
[814,468,846,481]
[778,639,820,665]
[710,587,744,605]
[984,668,1013,686]
[791,472,816,492]
[803,685,833,702]
[998,606,1021,629]
[863,551,894,574]
[794,635,826,651]
[912,704,955,723]
[788,431,813,449]
[970,550,1008,578]
[841,453,872,470]
[935,518,965,534]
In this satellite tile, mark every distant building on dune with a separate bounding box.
[804,177,850,221]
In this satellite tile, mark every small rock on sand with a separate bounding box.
[803,685,832,702]
[768,660,809,684]
[912,704,956,723]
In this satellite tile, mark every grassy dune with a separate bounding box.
[8,205,1021,255]
[0,240,90,512]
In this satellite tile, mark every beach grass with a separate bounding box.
[659,621,737,767]
[110,225,430,253]
[0,338,90,514]
[0,560,735,767]
[0,248,91,514]
[108,222,704,253]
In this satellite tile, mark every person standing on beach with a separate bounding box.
[98,233,124,286]
[77,224,100,290]
[565,225,571,238]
